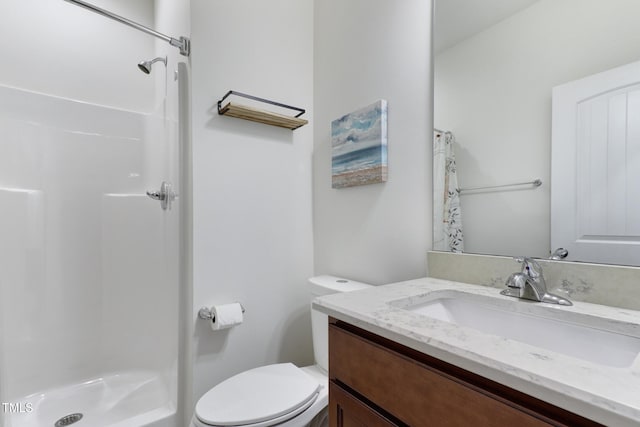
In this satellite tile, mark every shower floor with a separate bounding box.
[5,371,175,427]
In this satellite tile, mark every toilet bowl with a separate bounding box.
[191,275,372,427]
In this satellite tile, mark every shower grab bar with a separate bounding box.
[63,0,190,57]
[458,179,542,194]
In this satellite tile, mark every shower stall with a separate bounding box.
[0,1,191,426]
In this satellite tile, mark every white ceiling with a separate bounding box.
[434,0,540,54]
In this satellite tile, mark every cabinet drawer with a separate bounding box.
[329,323,554,427]
[329,381,397,427]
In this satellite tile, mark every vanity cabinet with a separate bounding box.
[328,318,602,427]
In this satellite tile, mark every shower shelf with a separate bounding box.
[217,90,308,130]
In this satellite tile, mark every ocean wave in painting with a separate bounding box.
[332,145,387,175]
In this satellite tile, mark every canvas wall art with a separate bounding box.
[331,100,388,189]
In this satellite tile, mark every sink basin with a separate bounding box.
[396,291,640,368]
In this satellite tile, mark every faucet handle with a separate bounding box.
[513,256,543,279]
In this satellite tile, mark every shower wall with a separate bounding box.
[0,84,177,399]
[0,0,156,110]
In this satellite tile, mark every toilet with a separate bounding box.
[191,275,372,427]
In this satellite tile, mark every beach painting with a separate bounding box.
[331,100,388,189]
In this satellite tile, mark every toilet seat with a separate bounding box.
[195,363,321,427]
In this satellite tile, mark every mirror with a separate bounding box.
[433,0,640,265]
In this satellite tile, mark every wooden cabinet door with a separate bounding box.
[329,320,602,427]
[329,381,398,427]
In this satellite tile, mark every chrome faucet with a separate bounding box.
[501,257,572,306]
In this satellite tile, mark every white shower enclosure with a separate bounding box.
[0,78,183,425]
[0,80,182,427]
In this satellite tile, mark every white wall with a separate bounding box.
[190,0,315,402]
[435,0,640,258]
[313,0,433,285]
[0,0,156,112]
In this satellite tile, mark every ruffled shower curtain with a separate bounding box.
[433,131,464,252]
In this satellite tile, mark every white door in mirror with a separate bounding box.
[552,59,640,265]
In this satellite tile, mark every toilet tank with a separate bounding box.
[309,275,372,372]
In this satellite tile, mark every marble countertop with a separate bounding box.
[312,277,640,426]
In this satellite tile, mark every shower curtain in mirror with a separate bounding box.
[433,130,464,252]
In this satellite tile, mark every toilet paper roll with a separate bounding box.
[210,303,244,331]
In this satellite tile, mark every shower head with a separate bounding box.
[138,56,167,74]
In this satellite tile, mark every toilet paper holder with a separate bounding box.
[198,304,245,321]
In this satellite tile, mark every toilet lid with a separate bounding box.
[195,363,321,426]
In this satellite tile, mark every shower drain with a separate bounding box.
[54,413,83,426]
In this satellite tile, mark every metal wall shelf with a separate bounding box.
[217,91,308,130]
